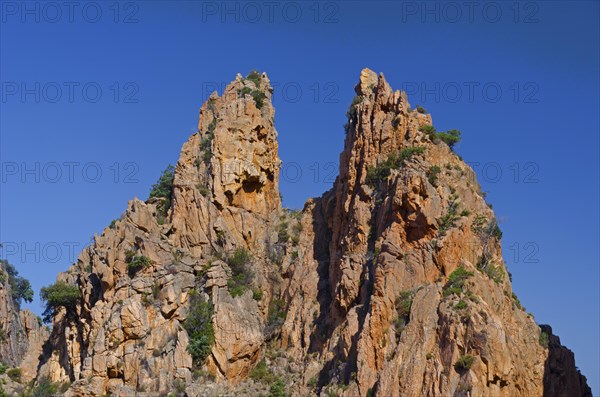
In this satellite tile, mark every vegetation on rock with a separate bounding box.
[226,248,253,298]
[393,291,414,338]
[149,164,175,221]
[454,354,474,372]
[443,266,474,297]
[418,124,462,149]
[249,359,276,384]
[0,260,33,309]
[184,292,215,366]
[40,281,81,323]
[427,165,441,186]
[365,146,425,187]
[125,250,152,277]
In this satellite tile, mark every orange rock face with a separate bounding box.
[19,69,591,397]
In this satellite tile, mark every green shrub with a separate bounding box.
[252,289,264,301]
[291,222,302,245]
[240,72,267,109]
[0,363,7,374]
[40,281,81,323]
[365,161,392,187]
[416,105,427,114]
[267,298,286,327]
[396,291,413,318]
[6,367,21,382]
[269,377,287,397]
[226,248,253,298]
[125,250,152,277]
[240,86,252,96]
[471,215,502,242]
[491,221,503,240]
[477,259,505,284]
[419,124,437,141]
[397,146,425,163]
[539,331,549,348]
[149,164,175,219]
[454,354,474,372]
[394,291,413,338]
[428,165,441,186]
[454,300,468,311]
[418,125,461,149]
[252,90,267,109]
[200,119,217,163]
[438,197,461,235]
[27,377,63,397]
[249,359,275,384]
[512,292,525,311]
[346,96,363,120]
[437,129,461,149]
[443,266,474,297]
[0,260,33,309]
[365,147,425,187]
[246,70,261,87]
[471,214,487,234]
[184,294,215,366]
[277,220,289,242]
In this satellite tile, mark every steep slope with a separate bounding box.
[281,69,591,397]
[35,72,286,396]
[0,260,50,393]
[33,69,591,397]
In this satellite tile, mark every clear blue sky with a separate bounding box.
[1,1,598,392]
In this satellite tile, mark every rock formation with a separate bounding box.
[9,69,591,396]
[0,260,50,394]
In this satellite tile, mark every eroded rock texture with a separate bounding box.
[28,70,591,397]
[0,261,50,394]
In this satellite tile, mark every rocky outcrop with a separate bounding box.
[0,262,29,368]
[542,325,592,397]
[0,261,50,393]
[29,69,591,397]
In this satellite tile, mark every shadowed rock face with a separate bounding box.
[23,69,591,397]
[0,261,50,394]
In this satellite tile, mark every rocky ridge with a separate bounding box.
[6,69,591,397]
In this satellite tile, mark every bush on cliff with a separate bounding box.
[40,281,81,323]
[0,260,33,309]
[454,354,474,372]
[437,129,462,149]
[365,146,425,187]
[125,250,153,277]
[149,164,175,221]
[184,292,215,366]
[442,266,474,297]
[226,248,253,298]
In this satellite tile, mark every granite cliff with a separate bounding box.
[2,69,591,397]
